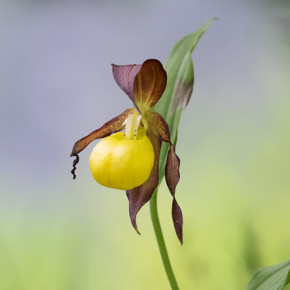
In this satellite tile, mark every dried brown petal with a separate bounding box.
[112,63,141,104]
[70,108,134,156]
[71,154,79,179]
[126,129,161,233]
[165,144,183,244]
[134,59,167,113]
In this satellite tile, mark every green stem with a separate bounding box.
[150,190,179,290]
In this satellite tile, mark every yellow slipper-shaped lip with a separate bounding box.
[89,131,154,190]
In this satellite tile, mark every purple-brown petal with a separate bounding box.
[165,144,183,244]
[70,108,134,179]
[134,59,167,112]
[172,198,183,245]
[70,108,133,157]
[126,130,161,233]
[146,111,170,143]
[147,110,183,243]
[112,63,141,104]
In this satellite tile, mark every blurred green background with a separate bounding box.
[0,0,289,289]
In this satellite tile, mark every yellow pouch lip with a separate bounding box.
[89,129,154,190]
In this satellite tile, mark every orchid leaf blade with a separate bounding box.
[247,259,290,290]
[152,20,215,243]
[155,18,216,142]
[155,18,216,177]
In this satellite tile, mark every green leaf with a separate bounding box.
[247,259,290,290]
[150,19,215,243]
[154,18,216,179]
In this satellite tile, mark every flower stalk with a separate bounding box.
[150,190,179,290]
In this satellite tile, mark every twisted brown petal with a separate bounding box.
[126,129,161,233]
[112,63,141,105]
[70,108,134,157]
[147,111,183,244]
[165,145,183,244]
[70,109,134,179]
[134,59,167,113]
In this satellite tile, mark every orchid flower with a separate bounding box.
[70,59,183,244]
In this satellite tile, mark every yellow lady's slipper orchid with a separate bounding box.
[89,130,154,190]
[70,59,183,244]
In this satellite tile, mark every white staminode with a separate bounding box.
[124,111,142,140]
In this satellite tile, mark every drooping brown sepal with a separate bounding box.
[165,144,183,244]
[134,59,167,113]
[126,129,161,233]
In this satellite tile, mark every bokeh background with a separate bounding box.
[0,0,290,289]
